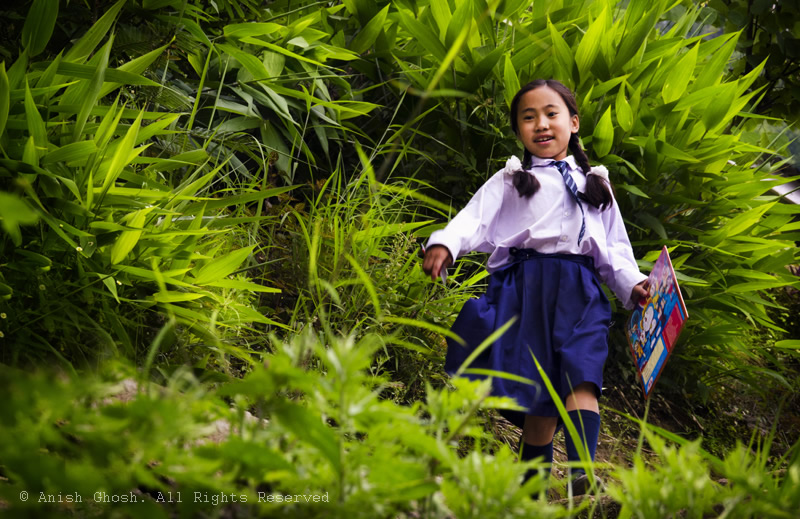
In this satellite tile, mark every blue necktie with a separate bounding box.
[550,160,585,246]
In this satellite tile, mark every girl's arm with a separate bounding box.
[425,171,505,269]
[598,193,648,309]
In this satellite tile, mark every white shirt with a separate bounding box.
[427,154,647,309]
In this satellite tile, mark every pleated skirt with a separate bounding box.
[444,248,611,429]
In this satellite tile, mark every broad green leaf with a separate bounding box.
[64,0,125,63]
[73,35,112,142]
[574,6,608,81]
[612,2,660,71]
[100,110,144,194]
[349,4,389,54]
[273,401,340,470]
[205,279,280,293]
[727,280,798,293]
[35,61,160,87]
[592,106,614,158]
[7,50,27,89]
[548,17,575,85]
[445,0,472,50]
[192,245,255,285]
[637,212,667,240]
[695,33,738,90]
[502,54,519,108]
[22,0,58,57]
[655,140,701,162]
[24,80,46,161]
[615,84,633,132]
[100,275,120,303]
[99,43,169,98]
[397,10,447,62]
[429,0,452,40]
[0,63,8,139]
[224,22,283,39]
[110,207,154,264]
[460,45,505,92]
[239,37,328,68]
[615,184,650,198]
[0,192,39,246]
[775,340,800,350]
[702,81,738,132]
[151,291,207,303]
[661,43,698,104]
[42,140,98,165]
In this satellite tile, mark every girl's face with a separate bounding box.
[515,86,579,161]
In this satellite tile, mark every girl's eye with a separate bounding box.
[548,112,557,117]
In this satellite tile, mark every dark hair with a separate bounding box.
[508,79,613,210]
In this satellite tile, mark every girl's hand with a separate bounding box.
[422,245,452,281]
[631,279,650,304]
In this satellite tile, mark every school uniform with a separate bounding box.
[427,155,646,428]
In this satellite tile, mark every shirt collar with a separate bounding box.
[529,155,577,171]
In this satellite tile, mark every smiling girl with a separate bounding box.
[422,79,648,495]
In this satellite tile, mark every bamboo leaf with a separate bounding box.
[548,17,575,85]
[701,81,738,132]
[397,10,447,62]
[429,0,452,39]
[574,6,608,81]
[73,35,112,142]
[24,80,47,162]
[615,84,633,132]
[502,54,519,109]
[34,61,161,87]
[612,1,660,71]
[205,279,280,293]
[0,63,8,139]
[100,110,144,194]
[99,43,169,97]
[661,44,698,104]
[42,140,98,165]
[349,4,389,54]
[445,0,472,50]
[191,245,255,285]
[0,192,39,246]
[64,0,125,63]
[110,207,154,265]
[223,22,283,39]
[22,0,58,57]
[695,33,738,90]
[592,106,614,158]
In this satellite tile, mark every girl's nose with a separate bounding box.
[535,117,548,130]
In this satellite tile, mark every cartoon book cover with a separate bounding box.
[626,246,689,398]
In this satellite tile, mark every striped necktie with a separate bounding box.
[549,160,585,246]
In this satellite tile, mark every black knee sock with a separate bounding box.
[564,409,600,478]
[520,441,553,483]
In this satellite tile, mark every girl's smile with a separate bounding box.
[515,86,579,161]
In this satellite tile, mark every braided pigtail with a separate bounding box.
[570,133,613,210]
[513,149,541,198]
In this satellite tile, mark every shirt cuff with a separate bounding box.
[426,230,461,265]
[616,270,649,310]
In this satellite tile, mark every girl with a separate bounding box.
[422,79,648,495]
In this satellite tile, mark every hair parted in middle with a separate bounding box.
[509,79,613,210]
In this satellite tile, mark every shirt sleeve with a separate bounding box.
[426,172,505,262]
[598,196,648,310]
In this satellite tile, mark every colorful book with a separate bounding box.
[626,246,689,398]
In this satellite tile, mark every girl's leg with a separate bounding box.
[563,382,602,493]
[520,415,558,487]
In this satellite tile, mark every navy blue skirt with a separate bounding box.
[444,248,611,429]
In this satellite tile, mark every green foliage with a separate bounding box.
[0,1,288,363]
[0,334,561,518]
[700,0,800,124]
[2,0,800,516]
